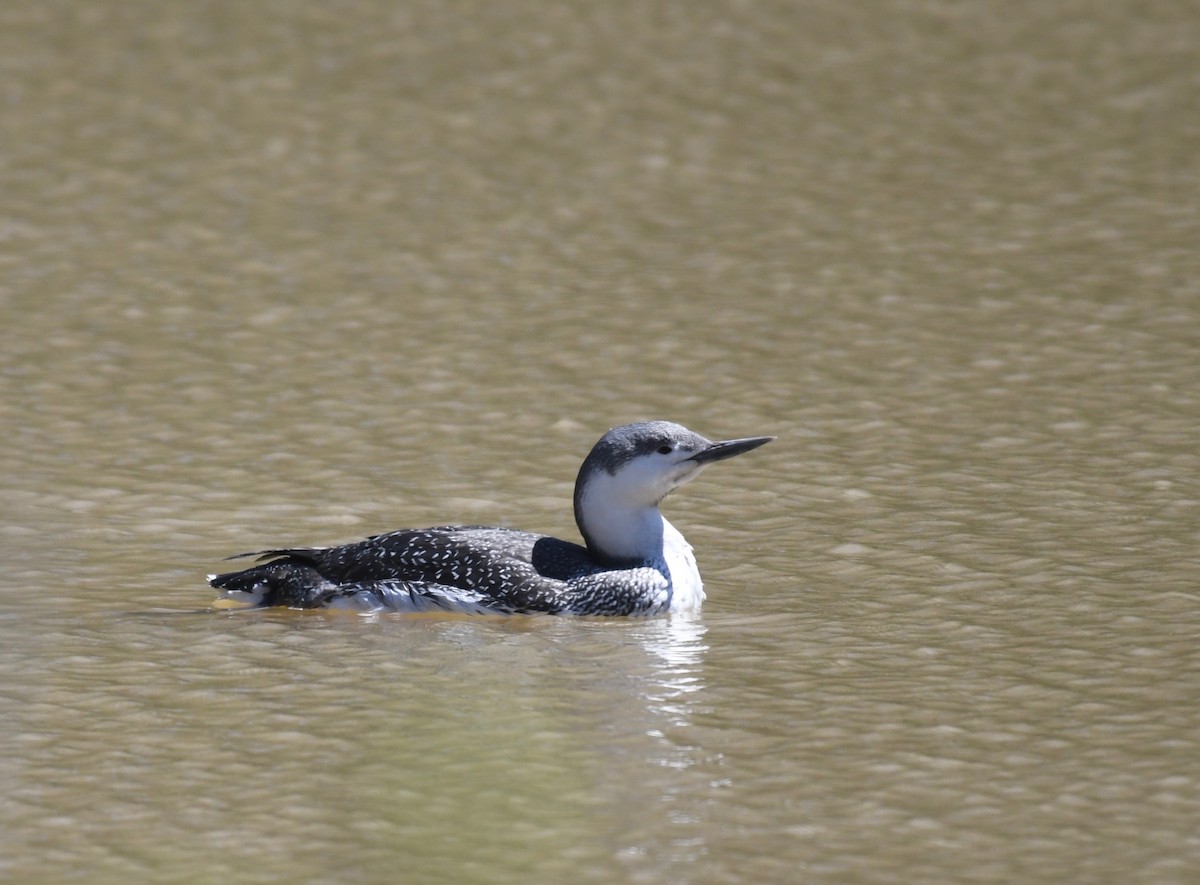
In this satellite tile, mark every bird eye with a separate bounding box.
[657,444,674,455]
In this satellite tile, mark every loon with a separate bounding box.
[208,421,772,616]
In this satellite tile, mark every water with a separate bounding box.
[2,1,1198,882]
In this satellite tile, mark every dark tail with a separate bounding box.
[208,550,333,608]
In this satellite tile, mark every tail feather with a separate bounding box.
[209,553,334,608]
[222,547,326,564]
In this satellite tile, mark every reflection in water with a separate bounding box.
[636,613,709,732]
[619,614,714,866]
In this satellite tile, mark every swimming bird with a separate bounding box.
[209,421,772,616]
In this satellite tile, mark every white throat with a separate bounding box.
[575,475,706,611]
[577,479,666,564]
[575,451,708,563]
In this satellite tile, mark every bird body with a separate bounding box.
[209,421,771,616]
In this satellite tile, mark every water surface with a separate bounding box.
[2,1,1198,882]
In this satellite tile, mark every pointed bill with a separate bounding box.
[689,435,774,465]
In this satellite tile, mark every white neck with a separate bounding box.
[575,452,700,565]
[575,477,706,611]
[577,478,666,564]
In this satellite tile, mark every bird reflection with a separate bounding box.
[633,613,709,726]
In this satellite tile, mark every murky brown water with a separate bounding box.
[3,1,1198,882]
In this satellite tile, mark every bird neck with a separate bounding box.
[574,477,667,565]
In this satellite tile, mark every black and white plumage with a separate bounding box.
[209,421,773,616]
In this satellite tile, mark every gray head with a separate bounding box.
[573,421,773,561]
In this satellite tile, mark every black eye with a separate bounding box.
[657,444,673,455]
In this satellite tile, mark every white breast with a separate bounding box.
[661,518,705,612]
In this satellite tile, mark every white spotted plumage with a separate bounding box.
[209,422,772,616]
